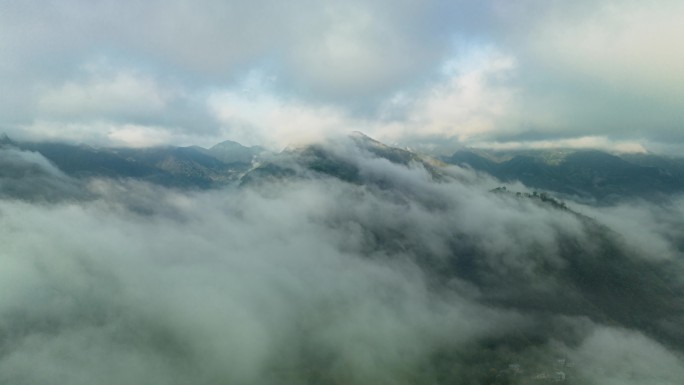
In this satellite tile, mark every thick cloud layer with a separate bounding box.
[1,140,683,384]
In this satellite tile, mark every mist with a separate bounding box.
[1,142,683,384]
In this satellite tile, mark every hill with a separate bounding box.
[444,149,684,204]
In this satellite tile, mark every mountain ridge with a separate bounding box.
[3,133,684,203]
[444,148,684,203]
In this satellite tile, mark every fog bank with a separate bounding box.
[0,143,682,384]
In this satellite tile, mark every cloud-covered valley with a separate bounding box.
[1,138,683,384]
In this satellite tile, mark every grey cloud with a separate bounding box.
[0,177,526,384]
[0,1,456,110]
[0,0,462,144]
[3,0,683,150]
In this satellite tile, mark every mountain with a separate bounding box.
[2,132,684,383]
[444,149,684,203]
[207,140,263,164]
[237,135,684,359]
[0,145,88,202]
[12,140,258,188]
[240,131,445,187]
[8,133,684,203]
[6,133,684,204]
[234,137,684,351]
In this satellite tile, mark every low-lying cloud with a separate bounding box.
[0,142,683,384]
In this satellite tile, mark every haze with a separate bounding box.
[1,1,684,384]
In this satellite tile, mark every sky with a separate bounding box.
[1,0,683,153]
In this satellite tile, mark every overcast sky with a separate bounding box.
[1,0,683,153]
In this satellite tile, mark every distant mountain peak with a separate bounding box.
[349,130,378,141]
[0,133,16,147]
[208,139,263,164]
[348,131,389,149]
[349,130,371,139]
[210,139,246,150]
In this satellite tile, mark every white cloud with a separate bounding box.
[18,121,212,148]
[37,65,171,121]
[208,92,351,149]
[209,49,518,149]
[0,172,531,383]
[470,136,648,153]
[385,50,517,142]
